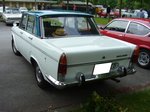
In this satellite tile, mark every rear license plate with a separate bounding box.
[93,63,112,75]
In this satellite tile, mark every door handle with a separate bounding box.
[28,37,33,40]
[119,34,123,37]
[20,32,23,34]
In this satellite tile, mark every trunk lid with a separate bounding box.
[44,36,135,65]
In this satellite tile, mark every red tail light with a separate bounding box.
[58,53,67,76]
[131,46,139,63]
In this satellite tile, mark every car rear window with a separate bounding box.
[42,16,99,38]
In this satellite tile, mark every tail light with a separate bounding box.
[58,53,67,76]
[131,46,139,63]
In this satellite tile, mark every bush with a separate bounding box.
[74,91,128,112]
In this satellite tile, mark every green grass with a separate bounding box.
[116,88,150,112]
[72,88,150,112]
[94,17,112,25]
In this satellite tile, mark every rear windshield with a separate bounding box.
[41,16,99,38]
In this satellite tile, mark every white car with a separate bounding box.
[2,8,22,25]
[0,6,9,16]
[122,9,148,18]
[19,7,28,13]
[11,10,138,89]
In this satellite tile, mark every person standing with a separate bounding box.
[137,9,145,18]
[106,5,111,18]
[73,4,77,11]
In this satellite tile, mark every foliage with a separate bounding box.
[116,88,150,112]
[87,0,150,9]
[73,91,127,112]
[73,89,150,112]
[94,17,112,25]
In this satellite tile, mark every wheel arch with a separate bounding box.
[11,34,17,48]
[11,34,15,42]
[30,56,45,75]
[30,56,38,68]
[139,45,150,52]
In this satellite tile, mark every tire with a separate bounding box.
[6,22,9,26]
[138,49,150,69]
[34,63,48,89]
[11,39,21,56]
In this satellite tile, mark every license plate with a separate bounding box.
[93,63,112,75]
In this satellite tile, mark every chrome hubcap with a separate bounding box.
[138,52,150,66]
[36,66,42,83]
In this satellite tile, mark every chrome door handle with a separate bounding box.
[20,32,23,34]
[28,37,33,40]
[119,34,123,37]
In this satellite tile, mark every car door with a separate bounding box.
[15,13,27,53]
[19,14,36,62]
[125,22,150,47]
[100,20,129,41]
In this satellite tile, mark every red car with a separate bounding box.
[97,8,119,18]
[100,18,150,69]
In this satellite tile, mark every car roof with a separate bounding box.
[24,10,93,17]
[114,18,150,27]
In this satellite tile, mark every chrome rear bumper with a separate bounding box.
[45,66,136,89]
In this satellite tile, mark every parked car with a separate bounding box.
[122,9,148,18]
[19,7,28,13]
[97,8,119,18]
[100,18,150,69]
[11,10,138,89]
[2,8,22,25]
[0,6,9,17]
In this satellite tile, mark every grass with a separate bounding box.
[72,88,150,112]
[116,88,150,112]
[94,17,112,25]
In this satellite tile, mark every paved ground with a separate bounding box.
[0,22,150,112]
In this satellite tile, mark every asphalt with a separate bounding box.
[0,21,150,112]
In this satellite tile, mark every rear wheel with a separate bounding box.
[138,49,150,69]
[34,63,48,89]
[11,39,21,56]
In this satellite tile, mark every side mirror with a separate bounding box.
[99,26,104,30]
[97,25,104,30]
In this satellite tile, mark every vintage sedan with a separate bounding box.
[0,6,9,17]
[2,8,22,25]
[11,10,138,89]
[100,18,150,69]
[19,7,28,13]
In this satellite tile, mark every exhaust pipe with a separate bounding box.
[117,66,127,76]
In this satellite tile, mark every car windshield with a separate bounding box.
[5,8,20,14]
[20,7,27,10]
[12,9,20,13]
[42,16,99,38]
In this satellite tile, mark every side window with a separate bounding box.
[105,20,128,32]
[77,17,91,30]
[26,15,35,34]
[127,22,150,35]
[19,14,27,30]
